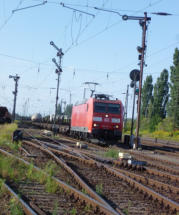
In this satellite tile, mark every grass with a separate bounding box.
[44,160,58,176]
[123,200,132,215]
[52,200,59,215]
[0,153,60,195]
[0,178,6,196]
[70,208,77,215]
[138,129,179,142]
[124,118,179,142]
[95,183,103,196]
[0,123,18,142]
[0,178,24,215]
[104,148,119,159]
[81,188,87,195]
[45,176,58,193]
[9,197,24,215]
[0,123,21,152]
[84,204,91,212]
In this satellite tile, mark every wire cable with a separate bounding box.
[0,0,25,32]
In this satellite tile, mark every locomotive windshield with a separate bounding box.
[94,102,120,114]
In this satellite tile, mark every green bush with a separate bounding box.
[156,118,173,132]
[95,183,103,196]
[0,123,21,152]
[104,148,119,159]
[0,123,18,143]
[140,118,150,130]
[10,197,24,215]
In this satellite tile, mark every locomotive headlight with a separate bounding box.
[105,114,108,117]
[116,125,119,128]
[93,123,99,127]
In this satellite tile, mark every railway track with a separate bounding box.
[29,126,179,176]
[0,148,119,215]
[0,180,37,215]
[20,128,179,214]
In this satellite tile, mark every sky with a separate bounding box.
[0,0,179,117]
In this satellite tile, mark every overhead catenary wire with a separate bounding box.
[64,0,110,54]
[0,0,25,32]
[1,0,178,111]
[12,1,47,13]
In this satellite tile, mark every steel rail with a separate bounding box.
[75,149,179,197]
[79,152,179,194]
[104,165,179,213]
[22,124,179,211]
[40,145,179,212]
[27,129,179,185]
[23,140,118,213]
[129,150,179,167]
[141,137,179,148]
[23,129,89,160]
[111,166,179,195]
[145,167,179,182]
[0,148,119,215]
[75,151,179,194]
[3,182,37,215]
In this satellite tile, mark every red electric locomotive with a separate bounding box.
[70,94,123,140]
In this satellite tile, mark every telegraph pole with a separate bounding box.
[122,13,151,149]
[131,81,136,137]
[94,8,151,148]
[124,85,129,130]
[135,12,149,148]
[50,41,64,130]
[9,74,20,121]
[69,92,72,105]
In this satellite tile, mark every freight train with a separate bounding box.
[0,106,12,124]
[32,94,124,141]
[70,94,123,140]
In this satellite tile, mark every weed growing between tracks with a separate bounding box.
[0,178,24,215]
[95,183,103,196]
[122,200,132,215]
[0,153,60,194]
[70,208,77,215]
[52,200,58,215]
[0,178,5,195]
[44,160,59,176]
[9,197,24,215]
[104,148,119,159]
[0,123,21,152]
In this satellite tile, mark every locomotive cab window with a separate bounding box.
[94,102,106,113]
[94,102,120,114]
[108,103,120,114]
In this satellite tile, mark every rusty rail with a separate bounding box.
[111,166,179,195]
[3,182,37,215]
[0,148,119,215]
[145,167,179,182]
[129,150,179,168]
[40,145,179,213]
[23,140,117,213]
[103,165,179,212]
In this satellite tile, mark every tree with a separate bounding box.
[168,48,179,129]
[141,75,153,118]
[56,103,62,115]
[64,104,73,117]
[151,69,169,120]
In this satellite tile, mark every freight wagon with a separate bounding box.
[0,106,12,124]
